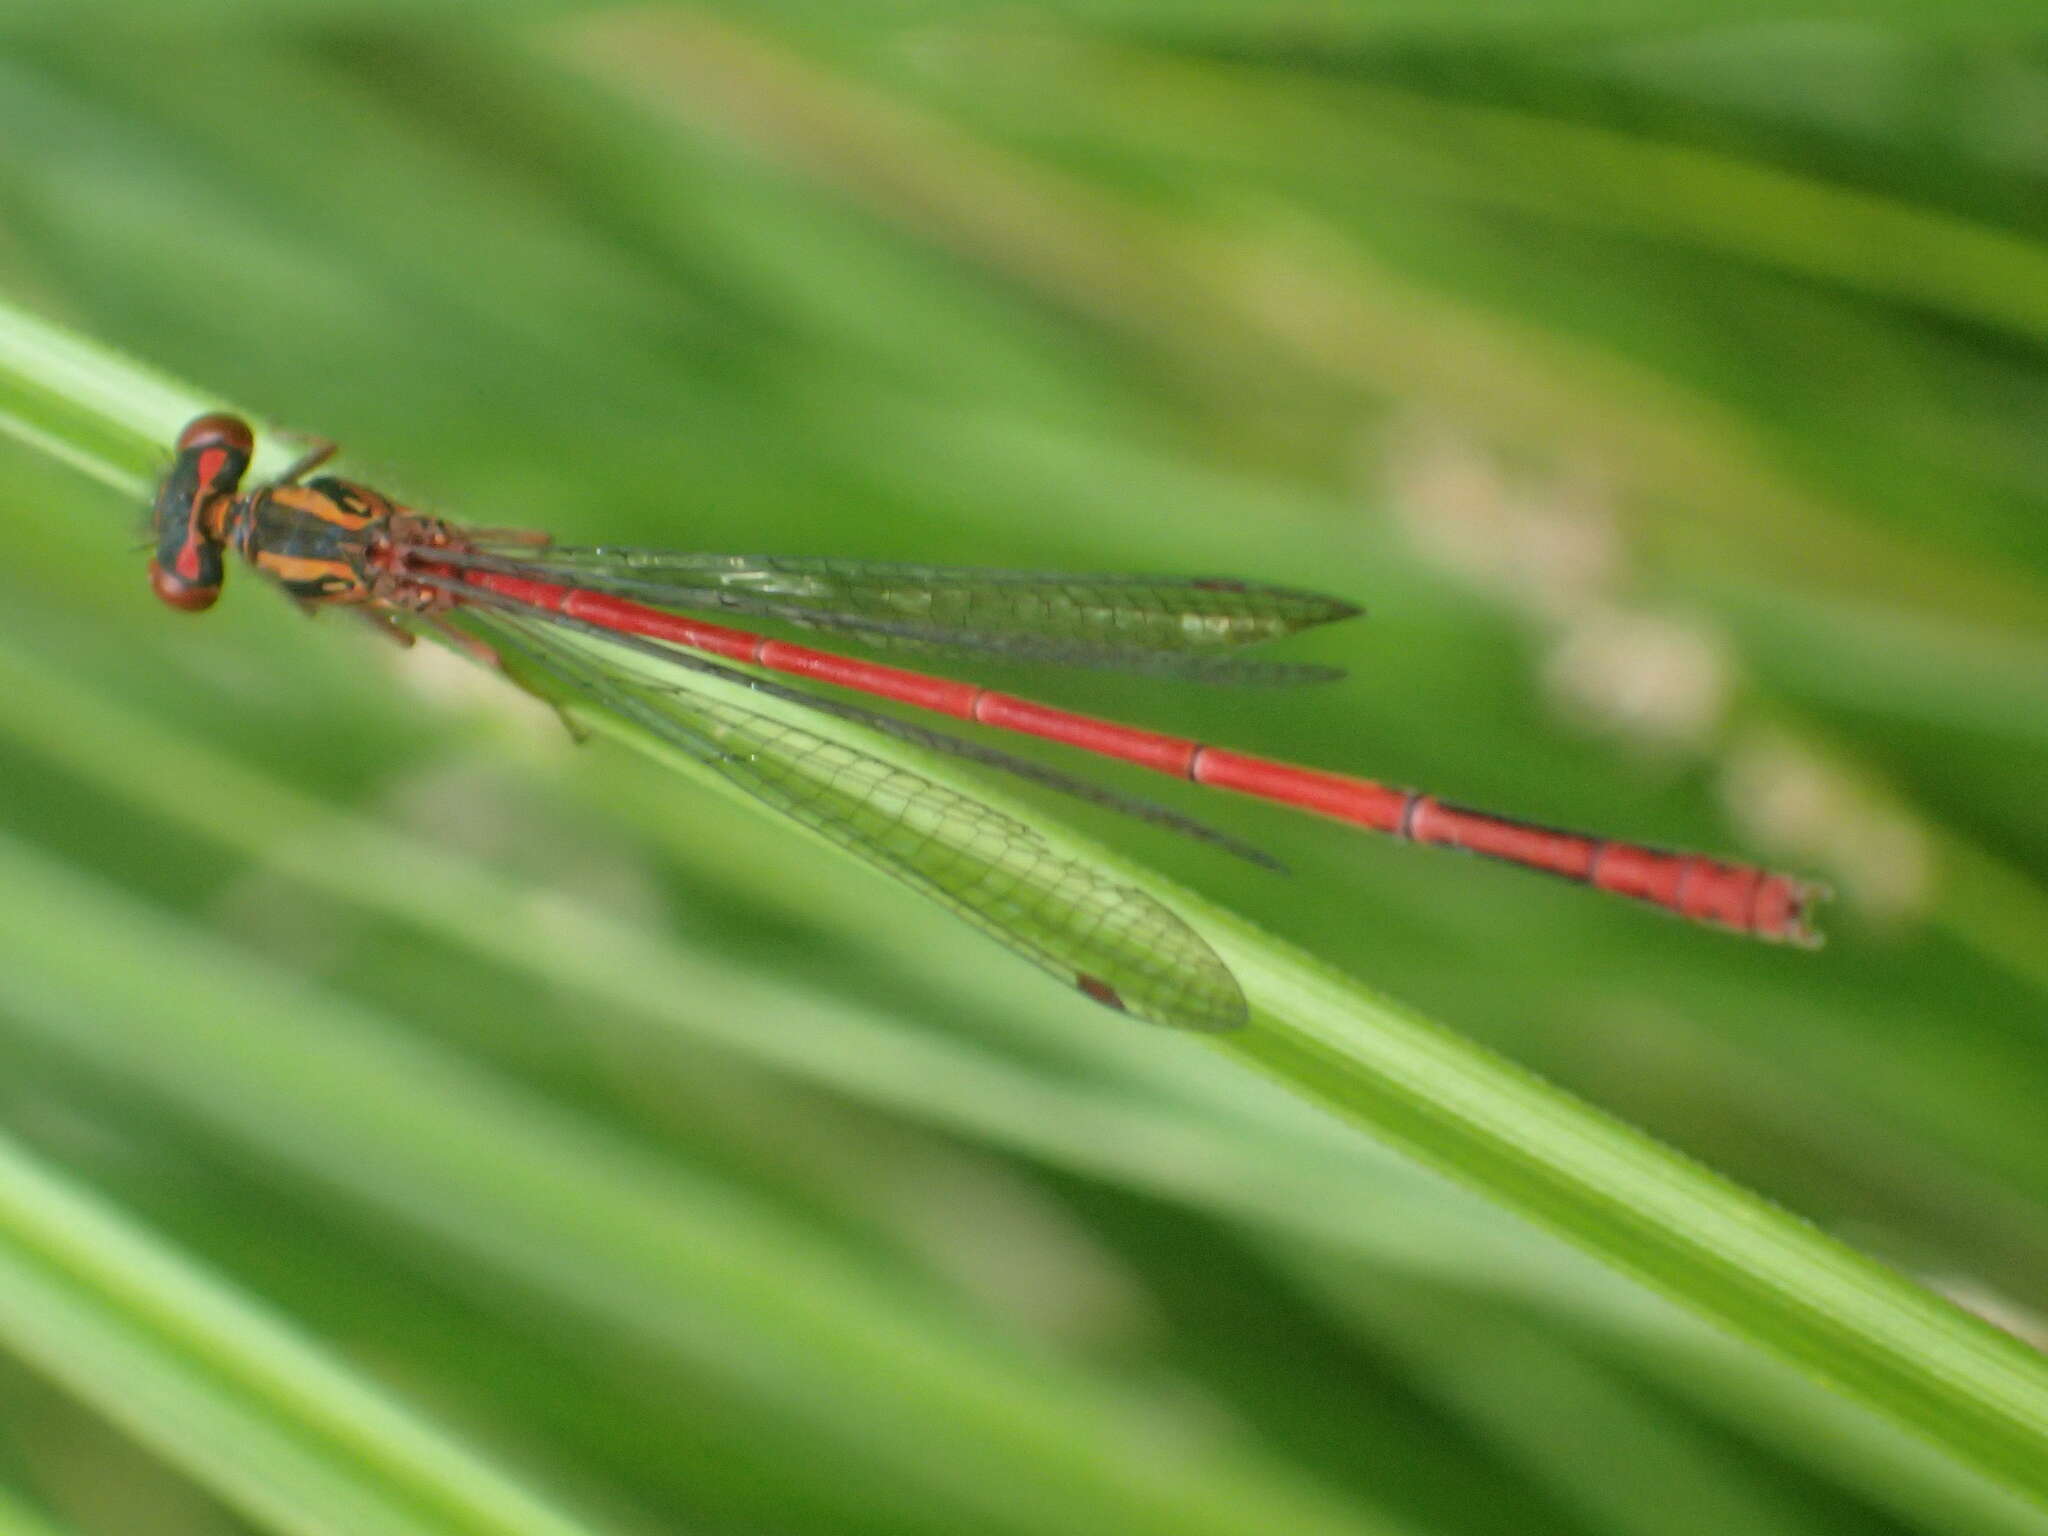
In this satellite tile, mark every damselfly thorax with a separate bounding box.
[226,479,469,612]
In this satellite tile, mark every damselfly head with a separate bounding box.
[149,413,254,612]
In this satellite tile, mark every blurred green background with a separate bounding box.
[0,5,2045,1534]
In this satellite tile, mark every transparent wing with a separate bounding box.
[448,547,1358,685]
[469,607,1249,1031]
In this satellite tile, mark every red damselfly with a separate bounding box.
[150,414,1822,1030]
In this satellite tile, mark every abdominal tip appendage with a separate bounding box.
[1769,877,1833,950]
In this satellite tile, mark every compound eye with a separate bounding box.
[150,558,220,612]
[176,413,254,456]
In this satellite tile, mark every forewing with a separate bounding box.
[457,547,1356,683]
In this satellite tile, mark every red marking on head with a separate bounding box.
[176,413,254,455]
[150,561,218,612]
[1076,974,1126,1011]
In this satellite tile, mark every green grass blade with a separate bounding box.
[0,1129,599,1536]
[1221,929,2048,1507]
[0,829,1400,1536]
[0,1485,77,1536]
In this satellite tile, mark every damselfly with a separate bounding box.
[150,414,1821,1029]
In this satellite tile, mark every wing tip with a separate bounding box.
[1077,971,1249,1031]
